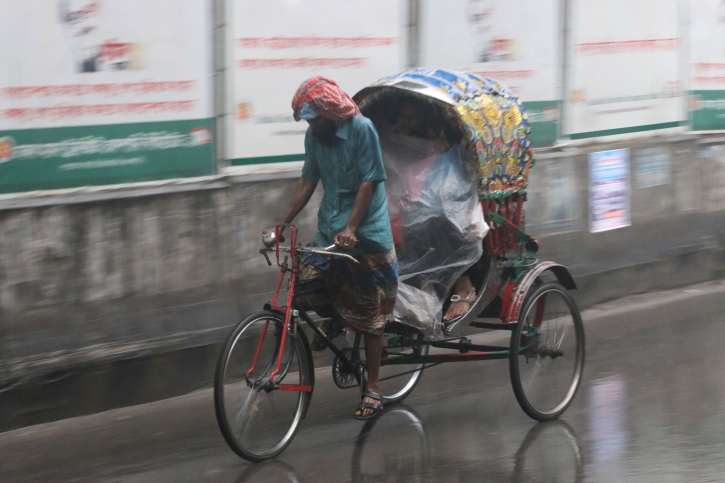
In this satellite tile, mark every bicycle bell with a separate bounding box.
[262,230,276,247]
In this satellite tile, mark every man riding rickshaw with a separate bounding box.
[220,68,584,462]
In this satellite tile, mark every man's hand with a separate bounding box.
[334,227,357,250]
[335,181,374,251]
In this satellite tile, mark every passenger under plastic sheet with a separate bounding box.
[367,96,489,338]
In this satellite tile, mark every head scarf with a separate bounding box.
[292,76,361,121]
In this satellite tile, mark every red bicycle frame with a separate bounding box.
[246,225,312,393]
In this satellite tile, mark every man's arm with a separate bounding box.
[280,178,318,224]
[333,180,375,249]
[263,177,318,236]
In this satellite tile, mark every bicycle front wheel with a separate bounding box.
[509,282,585,421]
[214,311,313,462]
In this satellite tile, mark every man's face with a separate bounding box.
[307,117,337,145]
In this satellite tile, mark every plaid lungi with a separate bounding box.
[299,246,398,336]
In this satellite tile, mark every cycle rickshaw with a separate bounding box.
[214,69,585,462]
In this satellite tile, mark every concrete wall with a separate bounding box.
[0,175,321,381]
[0,133,724,429]
[526,134,725,306]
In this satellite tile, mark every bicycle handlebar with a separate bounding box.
[261,226,360,266]
[259,244,360,265]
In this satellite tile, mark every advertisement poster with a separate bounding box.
[634,147,671,188]
[690,0,725,130]
[0,0,214,193]
[420,0,561,147]
[539,157,578,233]
[589,149,631,233]
[566,0,685,139]
[231,0,403,168]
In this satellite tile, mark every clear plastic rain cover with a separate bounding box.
[381,128,489,339]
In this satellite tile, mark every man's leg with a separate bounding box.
[355,332,385,418]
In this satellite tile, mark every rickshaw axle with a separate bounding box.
[540,348,564,359]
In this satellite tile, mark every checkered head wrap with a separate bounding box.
[292,76,361,121]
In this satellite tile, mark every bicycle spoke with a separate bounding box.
[233,389,263,440]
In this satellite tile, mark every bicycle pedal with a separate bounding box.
[311,319,344,351]
[310,336,328,352]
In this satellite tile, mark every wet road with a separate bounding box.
[2,281,725,483]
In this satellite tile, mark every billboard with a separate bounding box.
[589,149,631,233]
[420,0,561,147]
[230,0,404,169]
[690,0,725,130]
[0,0,214,193]
[565,0,685,139]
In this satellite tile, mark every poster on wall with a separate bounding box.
[566,0,685,139]
[230,0,404,169]
[634,147,671,189]
[690,0,725,130]
[0,0,214,194]
[540,157,579,233]
[420,0,561,147]
[589,149,631,233]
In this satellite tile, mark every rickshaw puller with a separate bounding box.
[265,76,398,420]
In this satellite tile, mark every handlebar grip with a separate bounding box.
[259,248,272,266]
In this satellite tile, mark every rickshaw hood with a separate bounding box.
[354,68,534,200]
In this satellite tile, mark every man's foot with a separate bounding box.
[354,389,384,420]
[443,287,476,322]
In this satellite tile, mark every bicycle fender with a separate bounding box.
[501,261,577,323]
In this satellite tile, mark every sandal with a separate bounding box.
[354,390,385,421]
[311,318,345,352]
[443,289,476,322]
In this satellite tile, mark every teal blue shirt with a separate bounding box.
[301,115,393,256]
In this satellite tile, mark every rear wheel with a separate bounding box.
[509,282,585,421]
[214,311,313,462]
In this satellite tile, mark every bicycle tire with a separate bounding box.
[509,282,585,421]
[214,310,314,461]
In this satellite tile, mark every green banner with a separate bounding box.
[230,153,305,166]
[690,90,725,131]
[0,119,215,194]
[522,100,560,148]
